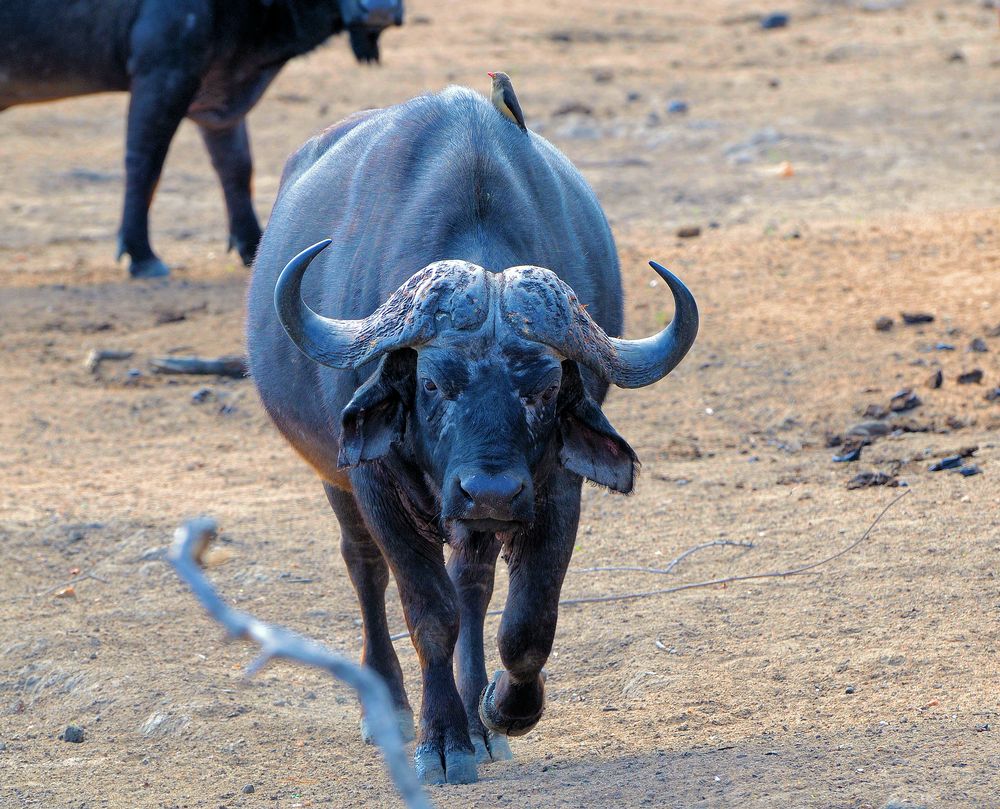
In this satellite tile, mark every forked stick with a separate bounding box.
[168,518,432,809]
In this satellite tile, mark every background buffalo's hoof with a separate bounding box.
[479,670,544,738]
[414,742,478,785]
[228,234,260,268]
[129,257,170,279]
[471,724,513,764]
[360,708,415,745]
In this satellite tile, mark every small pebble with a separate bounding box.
[191,387,212,403]
[667,99,689,114]
[676,225,701,238]
[845,685,856,694]
[62,725,85,743]
[889,389,921,412]
[933,342,955,351]
[901,312,934,325]
[957,369,983,384]
[760,12,790,29]
[958,465,981,477]
[863,403,889,419]
[969,338,988,352]
[847,471,897,489]
[929,455,962,472]
[127,368,142,379]
[927,369,943,389]
[986,387,1000,402]
[874,316,894,332]
[243,784,256,794]
[833,446,862,463]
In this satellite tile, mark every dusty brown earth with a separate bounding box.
[2,1,1000,807]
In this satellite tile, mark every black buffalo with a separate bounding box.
[0,0,403,278]
[246,87,698,784]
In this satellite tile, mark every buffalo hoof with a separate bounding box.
[129,256,170,279]
[414,741,478,785]
[228,233,260,268]
[479,670,544,738]
[471,724,513,764]
[360,708,415,745]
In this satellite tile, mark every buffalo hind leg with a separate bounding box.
[197,119,262,266]
[447,536,513,764]
[352,469,477,785]
[119,68,199,278]
[324,483,414,743]
[481,475,581,739]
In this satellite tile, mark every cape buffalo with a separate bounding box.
[246,87,699,784]
[0,0,403,278]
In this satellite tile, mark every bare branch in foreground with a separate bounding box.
[572,539,755,576]
[389,490,909,641]
[168,518,432,809]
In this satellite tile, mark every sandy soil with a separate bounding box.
[2,1,1000,807]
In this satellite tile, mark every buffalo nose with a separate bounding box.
[459,473,525,515]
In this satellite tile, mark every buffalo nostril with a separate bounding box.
[459,473,525,509]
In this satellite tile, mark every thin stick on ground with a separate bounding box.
[169,518,432,809]
[36,569,109,597]
[388,490,909,642]
[572,539,755,576]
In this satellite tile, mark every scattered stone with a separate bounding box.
[553,101,593,117]
[667,99,689,114]
[929,455,963,472]
[874,316,894,332]
[154,309,187,325]
[863,404,889,419]
[776,160,794,178]
[958,465,981,477]
[901,312,934,325]
[889,389,921,412]
[826,432,844,447]
[847,471,898,489]
[932,342,955,351]
[847,421,892,438]
[986,387,1000,401]
[760,12,790,29]
[768,77,781,88]
[242,784,256,794]
[62,725,85,743]
[845,685,856,694]
[969,338,988,352]
[591,69,614,84]
[860,0,907,10]
[985,323,1000,338]
[927,369,943,389]
[676,225,701,238]
[833,446,862,462]
[947,50,966,63]
[191,387,212,404]
[626,91,642,103]
[957,369,983,384]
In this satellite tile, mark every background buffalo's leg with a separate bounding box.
[118,68,199,278]
[446,536,512,763]
[482,474,582,738]
[198,119,262,266]
[324,483,414,743]
[352,470,478,785]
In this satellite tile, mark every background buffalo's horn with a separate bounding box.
[602,261,699,388]
[274,239,373,369]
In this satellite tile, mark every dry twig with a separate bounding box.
[149,355,248,378]
[169,518,432,809]
[36,569,109,597]
[389,491,909,641]
[572,539,755,576]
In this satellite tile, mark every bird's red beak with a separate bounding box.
[487,72,495,78]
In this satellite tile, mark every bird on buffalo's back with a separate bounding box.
[487,71,527,132]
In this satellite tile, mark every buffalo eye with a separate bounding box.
[421,378,438,393]
[525,383,559,408]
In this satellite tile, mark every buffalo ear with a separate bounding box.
[338,350,415,468]
[557,362,638,494]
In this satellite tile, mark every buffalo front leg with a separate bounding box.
[447,536,512,764]
[480,474,581,739]
[197,119,262,266]
[119,69,199,278]
[324,484,414,744]
[352,470,478,785]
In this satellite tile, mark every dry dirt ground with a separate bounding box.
[2,1,1000,807]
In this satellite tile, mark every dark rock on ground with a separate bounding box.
[957,369,983,384]
[927,369,943,388]
[243,784,255,794]
[848,421,892,438]
[863,403,889,419]
[760,12,790,29]
[676,225,701,238]
[986,387,1000,401]
[847,471,898,489]
[901,312,934,324]
[553,102,593,117]
[929,455,962,471]
[833,446,862,462]
[890,389,921,412]
[667,100,689,114]
[958,465,981,477]
[62,725,84,743]
[874,316,894,331]
[969,337,988,352]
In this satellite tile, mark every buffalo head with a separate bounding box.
[274,240,698,535]
[339,0,403,63]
